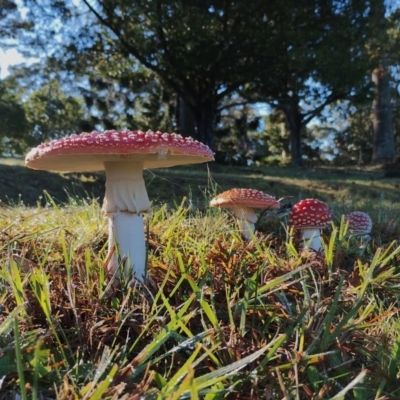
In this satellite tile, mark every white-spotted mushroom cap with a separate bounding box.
[25,130,214,171]
[210,188,280,210]
[290,198,331,229]
[345,211,372,234]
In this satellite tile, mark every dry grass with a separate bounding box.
[1,186,400,398]
[1,160,400,398]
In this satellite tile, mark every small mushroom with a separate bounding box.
[210,188,280,240]
[345,211,372,239]
[290,198,331,252]
[345,211,372,256]
[25,129,214,282]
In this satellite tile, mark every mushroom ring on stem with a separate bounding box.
[290,198,331,252]
[210,188,280,240]
[25,129,214,282]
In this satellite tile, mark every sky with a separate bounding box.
[0,48,25,79]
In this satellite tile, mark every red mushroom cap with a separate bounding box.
[25,130,214,172]
[290,198,331,229]
[210,188,280,209]
[345,211,372,234]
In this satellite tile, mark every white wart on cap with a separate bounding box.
[210,188,280,240]
[290,198,331,252]
[25,129,214,282]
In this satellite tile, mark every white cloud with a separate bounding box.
[0,48,25,79]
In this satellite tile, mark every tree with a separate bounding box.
[242,0,377,166]
[312,101,375,165]
[70,59,177,133]
[370,0,398,162]
[371,55,396,162]
[70,0,376,159]
[0,0,30,46]
[17,0,384,165]
[22,78,86,145]
[176,96,196,137]
[0,0,34,155]
[215,103,261,165]
[35,0,288,149]
[0,78,29,155]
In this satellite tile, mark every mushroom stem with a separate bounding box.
[232,206,257,240]
[103,160,151,282]
[108,212,147,281]
[103,161,150,213]
[301,228,323,252]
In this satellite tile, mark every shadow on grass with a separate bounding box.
[153,164,400,206]
[1,162,400,208]
[0,164,105,206]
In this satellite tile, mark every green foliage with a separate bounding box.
[80,69,176,133]
[0,0,32,45]
[0,74,87,156]
[241,0,379,165]
[27,0,379,153]
[23,78,85,145]
[0,79,29,154]
[215,104,261,165]
[324,102,375,165]
[1,0,400,165]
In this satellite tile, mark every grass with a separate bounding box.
[2,157,400,208]
[1,160,400,398]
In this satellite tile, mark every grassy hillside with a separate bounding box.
[1,158,400,209]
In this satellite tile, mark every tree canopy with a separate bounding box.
[0,78,29,154]
[0,0,399,166]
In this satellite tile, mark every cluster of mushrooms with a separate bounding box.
[24,130,373,284]
[210,189,372,249]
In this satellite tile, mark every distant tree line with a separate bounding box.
[0,0,399,167]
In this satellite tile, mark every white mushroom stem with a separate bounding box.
[301,228,323,252]
[108,213,147,280]
[103,160,151,282]
[232,206,257,240]
[103,161,150,213]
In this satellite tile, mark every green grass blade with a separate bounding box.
[13,317,27,400]
[193,343,271,390]
[330,369,368,399]
[185,274,219,331]
[0,304,24,337]
[88,364,119,400]
[160,345,202,395]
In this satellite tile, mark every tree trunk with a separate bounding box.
[280,122,289,162]
[176,96,196,138]
[281,104,304,167]
[194,101,215,150]
[372,54,396,162]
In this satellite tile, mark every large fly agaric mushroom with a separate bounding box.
[345,211,372,239]
[210,188,280,240]
[290,198,331,252]
[25,129,214,282]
